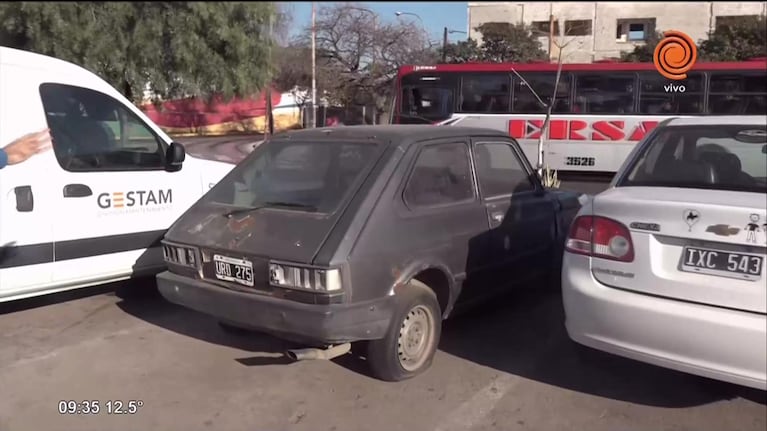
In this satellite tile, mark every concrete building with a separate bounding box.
[467,1,767,63]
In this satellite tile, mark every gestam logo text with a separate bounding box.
[97,189,173,209]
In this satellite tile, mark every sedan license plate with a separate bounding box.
[213,254,254,287]
[680,247,763,281]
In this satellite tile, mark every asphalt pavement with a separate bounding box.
[0,280,764,431]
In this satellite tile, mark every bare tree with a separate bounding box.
[511,18,586,188]
[294,3,436,118]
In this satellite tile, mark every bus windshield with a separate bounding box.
[397,73,457,124]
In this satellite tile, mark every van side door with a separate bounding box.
[39,83,200,285]
[471,138,557,291]
[0,65,56,298]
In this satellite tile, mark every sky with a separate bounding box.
[283,2,469,44]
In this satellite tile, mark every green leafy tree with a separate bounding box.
[441,39,482,64]
[0,2,278,104]
[699,15,767,61]
[476,22,548,63]
[621,15,766,63]
[442,22,547,64]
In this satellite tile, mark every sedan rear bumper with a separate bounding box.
[562,252,767,391]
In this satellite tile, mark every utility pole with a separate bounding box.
[311,1,317,128]
[548,14,555,61]
[265,13,274,138]
[442,26,448,63]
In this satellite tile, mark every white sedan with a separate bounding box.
[562,115,767,391]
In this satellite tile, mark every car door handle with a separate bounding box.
[491,212,504,223]
[63,184,93,198]
[14,185,34,212]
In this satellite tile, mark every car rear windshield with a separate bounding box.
[205,140,382,213]
[619,124,767,194]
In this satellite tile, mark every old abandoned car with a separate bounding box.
[157,125,582,381]
[562,116,767,390]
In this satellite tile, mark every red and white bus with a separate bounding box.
[390,59,767,176]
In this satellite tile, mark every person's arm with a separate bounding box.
[0,147,8,170]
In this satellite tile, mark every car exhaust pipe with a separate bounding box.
[285,343,351,361]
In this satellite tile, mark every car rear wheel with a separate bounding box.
[366,280,441,382]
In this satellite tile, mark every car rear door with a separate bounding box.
[471,138,557,291]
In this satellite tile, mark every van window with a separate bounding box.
[206,141,381,214]
[39,83,166,172]
[403,142,474,207]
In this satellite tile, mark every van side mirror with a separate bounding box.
[762,144,767,154]
[166,142,186,172]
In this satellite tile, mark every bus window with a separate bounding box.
[459,74,511,113]
[399,86,455,124]
[708,72,767,115]
[575,73,635,114]
[638,72,704,114]
[512,73,571,114]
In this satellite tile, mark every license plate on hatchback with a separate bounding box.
[213,254,255,287]
[680,246,763,281]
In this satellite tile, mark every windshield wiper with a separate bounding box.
[222,201,317,218]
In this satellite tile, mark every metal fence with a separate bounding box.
[300,104,381,128]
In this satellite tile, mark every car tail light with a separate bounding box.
[565,216,635,262]
[268,262,342,292]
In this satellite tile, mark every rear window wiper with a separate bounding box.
[222,201,317,218]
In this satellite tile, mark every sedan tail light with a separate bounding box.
[565,216,635,262]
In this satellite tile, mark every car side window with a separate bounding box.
[39,83,166,172]
[403,142,475,208]
[474,142,536,198]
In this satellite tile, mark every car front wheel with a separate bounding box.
[366,280,442,382]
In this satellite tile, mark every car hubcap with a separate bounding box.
[397,305,434,371]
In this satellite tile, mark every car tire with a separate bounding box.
[218,320,251,335]
[366,279,442,382]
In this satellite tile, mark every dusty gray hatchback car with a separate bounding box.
[157,125,581,381]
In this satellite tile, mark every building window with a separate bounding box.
[715,15,760,31]
[616,19,655,42]
[565,20,592,36]
[531,20,558,36]
[628,23,645,40]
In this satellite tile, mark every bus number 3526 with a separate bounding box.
[565,156,596,167]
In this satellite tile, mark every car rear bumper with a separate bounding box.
[562,252,767,391]
[157,271,395,346]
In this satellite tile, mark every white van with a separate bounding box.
[0,47,235,301]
